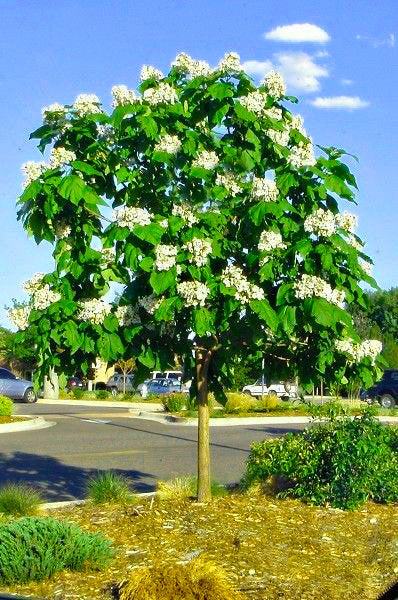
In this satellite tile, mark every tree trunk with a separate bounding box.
[196,346,212,502]
[43,367,59,400]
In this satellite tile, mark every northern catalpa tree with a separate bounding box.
[11,52,383,500]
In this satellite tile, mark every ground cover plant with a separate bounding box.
[0,516,113,584]
[10,51,384,501]
[244,407,398,509]
[2,493,398,599]
[0,484,43,516]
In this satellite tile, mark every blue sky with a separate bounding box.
[0,0,397,328]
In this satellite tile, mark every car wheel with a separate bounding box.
[23,388,37,403]
[380,394,396,409]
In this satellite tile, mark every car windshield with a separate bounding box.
[254,378,268,385]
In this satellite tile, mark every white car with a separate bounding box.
[242,378,298,399]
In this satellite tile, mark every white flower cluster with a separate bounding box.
[96,124,115,143]
[288,139,316,168]
[184,238,212,267]
[258,231,287,253]
[239,91,268,116]
[42,103,67,123]
[138,294,163,314]
[23,273,46,295]
[221,265,265,303]
[171,204,198,226]
[112,206,152,229]
[264,107,283,121]
[8,306,31,330]
[262,71,286,99]
[23,274,61,310]
[159,219,168,228]
[290,114,306,135]
[115,304,140,326]
[21,161,47,188]
[192,150,219,170]
[251,177,279,202]
[140,65,164,81]
[348,234,363,251]
[143,83,178,105]
[101,247,116,264]
[54,220,72,240]
[111,85,140,107]
[293,274,345,308]
[32,285,61,310]
[155,244,178,271]
[215,172,241,196]
[49,147,76,169]
[73,94,101,116]
[335,338,382,364]
[177,280,210,307]
[336,211,358,233]
[360,260,373,276]
[218,52,243,73]
[154,134,181,154]
[304,208,336,237]
[173,53,212,78]
[77,298,111,325]
[266,128,290,147]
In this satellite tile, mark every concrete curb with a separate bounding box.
[39,398,163,410]
[0,415,55,434]
[128,411,398,427]
[40,491,156,510]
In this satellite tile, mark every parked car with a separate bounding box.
[361,369,398,408]
[137,377,184,398]
[151,370,183,381]
[242,378,298,399]
[106,373,135,395]
[0,368,37,403]
[66,376,85,391]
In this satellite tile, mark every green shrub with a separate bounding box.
[162,393,187,413]
[118,393,141,402]
[0,484,43,516]
[87,471,135,504]
[0,395,12,417]
[58,389,72,399]
[95,390,110,400]
[244,408,398,510]
[224,392,255,414]
[0,517,113,584]
[72,388,85,399]
[254,394,281,411]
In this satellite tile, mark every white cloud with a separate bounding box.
[310,96,370,109]
[243,51,329,93]
[340,78,354,86]
[264,23,330,44]
[356,33,395,47]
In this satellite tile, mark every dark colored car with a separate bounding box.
[361,369,398,408]
[0,368,37,403]
[138,378,183,397]
[66,376,85,391]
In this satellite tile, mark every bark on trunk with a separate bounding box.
[43,367,59,400]
[196,346,212,502]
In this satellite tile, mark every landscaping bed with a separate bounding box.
[1,494,397,600]
[0,416,28,425]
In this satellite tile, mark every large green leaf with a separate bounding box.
[137,115,158,138]
[58,175,86,205]
[155,296,180,321]
[250,299,278,331]
[149,269,175,294]
[62,320,81,354]
[208,83,234,100]
[71,161,102,177]
[193,308,214,335]
[234,103,256,122]
[133,223,164,245]
[278,306,296,335]
[138,346,155,368]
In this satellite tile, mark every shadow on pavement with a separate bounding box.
[0,451,155,501]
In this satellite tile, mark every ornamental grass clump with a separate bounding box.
[157,475,227,500]
[244,408,398,510]
[87,471,136,504]
[224,393,255,414]
[116,556,245,600]
[0,517,113,584]
[0,484,43,516]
